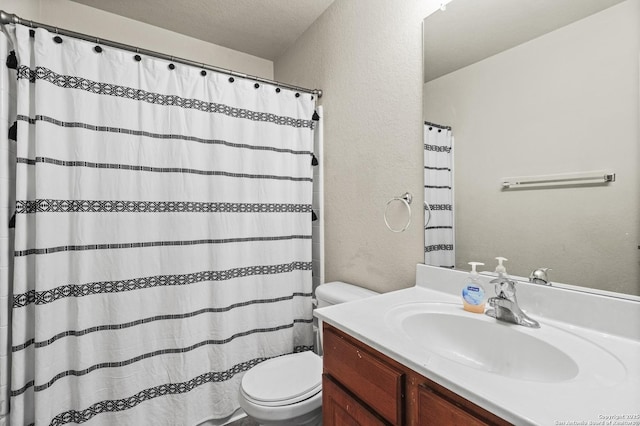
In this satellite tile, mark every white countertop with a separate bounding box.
[315,265,640,426]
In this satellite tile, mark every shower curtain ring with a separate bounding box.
[384,192,412,233]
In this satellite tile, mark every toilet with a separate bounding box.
[238,281,379,426]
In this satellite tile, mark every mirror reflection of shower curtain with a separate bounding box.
[424,122,454,268]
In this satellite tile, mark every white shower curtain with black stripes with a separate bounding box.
[3,24,315,426]
[424,123,455,268]
[0,28,16,426]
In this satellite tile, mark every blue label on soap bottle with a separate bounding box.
[462,284,484,305]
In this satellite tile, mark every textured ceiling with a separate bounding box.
[424,0,626,82]
[70,0,335,61]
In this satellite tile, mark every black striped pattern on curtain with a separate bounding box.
[8,23,315,426]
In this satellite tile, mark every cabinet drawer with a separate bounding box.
[417,383,509,426]
[323,325,404,425]
[323,374,388,426]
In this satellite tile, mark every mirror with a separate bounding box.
[422,0,639,296]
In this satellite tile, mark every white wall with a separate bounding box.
[423,1,639,295]
[274,0,443,293]
[0,0,273,79]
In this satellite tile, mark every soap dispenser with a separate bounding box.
[494,256,508,277]
[462,262,485,313]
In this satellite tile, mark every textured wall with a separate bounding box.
[275,1,442,293]
[0,0,273,79]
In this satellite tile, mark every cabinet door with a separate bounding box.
[323,375,389,426]
[323,325,404,424]
[417,384,503,426]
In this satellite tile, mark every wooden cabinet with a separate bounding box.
[323,324,404,424]
[322,323,511,426]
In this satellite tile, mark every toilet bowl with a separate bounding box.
[239,351,323,426]
[238,281,378,426]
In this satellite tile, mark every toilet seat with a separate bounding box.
[241,351,322,407]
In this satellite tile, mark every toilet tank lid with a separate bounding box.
[315,281,379,305]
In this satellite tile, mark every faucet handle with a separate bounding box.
[490,277,516,299]
[498,280,516,299]
[529,268,552,285]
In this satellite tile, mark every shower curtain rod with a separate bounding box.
[0,10,323,98]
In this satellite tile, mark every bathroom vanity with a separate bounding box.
[323,323,508,425]
[315,265,640,425]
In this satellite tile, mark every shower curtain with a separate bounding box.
[1,24,315,426]
[424,122,455,268]
[0,28,16,426]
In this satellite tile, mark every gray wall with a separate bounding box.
[275,0,443,293]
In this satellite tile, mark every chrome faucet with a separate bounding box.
[529,267,552,286]
[486,275,540,328]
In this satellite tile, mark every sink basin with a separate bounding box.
[385,302,626,384]
[399,308,577,382]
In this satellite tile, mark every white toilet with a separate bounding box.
[238,281,378,426]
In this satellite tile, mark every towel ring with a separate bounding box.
[384,192,412,233]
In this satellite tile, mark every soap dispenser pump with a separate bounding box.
[462,262,485,313]
[495,256,508,276]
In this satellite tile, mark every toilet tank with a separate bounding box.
[315,281,379,308]
[313,282,378,356]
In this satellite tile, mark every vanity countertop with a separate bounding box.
[314,265,640,426]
